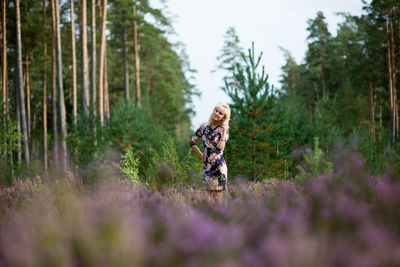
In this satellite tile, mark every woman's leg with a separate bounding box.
[211,191,223,204]
[202,190,212,202]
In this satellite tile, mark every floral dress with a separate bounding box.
[190,122,229,191]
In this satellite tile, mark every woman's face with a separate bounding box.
[212,107,225,122]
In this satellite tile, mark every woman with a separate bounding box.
[190,104,230,203]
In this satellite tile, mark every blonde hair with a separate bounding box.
[208,104,231,127]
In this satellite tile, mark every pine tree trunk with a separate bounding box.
[321,53,327,99]
[15,0,30,164]
[146,65,151,92]
[51,0,58,168]
[307,96,313,121]
[368,74,375,142]
[1,0,6,112]
[55,0,68,171]
[104,52,109,120]
[43,0,48,171]
[16,91,21,164]
[389,7,398,141]
[123,27,129,101]
[81,0,90,117]
[251,118,256,181]
[71,0,77,124]
[1,0,7,161]
[98,0,107,125]
[133,3,141,108]
[398,14,400,138]
[385,13,395,143]
[91,0,96,115]
[25,50,31,144]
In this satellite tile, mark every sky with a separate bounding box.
[159,0,367,129]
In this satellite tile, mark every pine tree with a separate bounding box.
[213,27,243,89]
[223,43,281,180]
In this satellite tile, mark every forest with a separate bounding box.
[1,0,400,265]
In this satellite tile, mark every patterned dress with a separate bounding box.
[190,122,229,191]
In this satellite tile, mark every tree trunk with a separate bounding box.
[2,0,8,161]
[307,96,313,121]
[385,13,395,143]
[91,0,96,115]
[51,0,58,168]
[251,118,256,181]
[2,0,6,112]
[81,0,90,117]
[321,53,327,99]
[15,0,30,164]
[104,52,109,120]
[146,65,151,92]
[133,3,141,108]
[25,49,31,144]
[379,105,382,142]
[55,0,68,171]
[369,77,375,142]
[71,0,77,124]
[123,27,129,101]
[98,0,107,126]
[16,90,21,164]
[389,7,398,141]
[43,0,48,171]
[398,14,400,138]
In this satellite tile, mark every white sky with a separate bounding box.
[159,0,367,129]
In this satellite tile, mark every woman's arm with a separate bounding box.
[217,126,228,150]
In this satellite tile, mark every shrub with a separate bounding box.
[119,148,141,186]
[295,137,333,183]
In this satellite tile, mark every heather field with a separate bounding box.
[1,151,400,267]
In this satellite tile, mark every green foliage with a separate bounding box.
[313,97,343,148]
[146,137,202,189]
[119,148,141,186]
[222,43,285,180]
[352,126,392,175]
[0,101,23,186]
[213,27,244,87]
[67,113,110,166]
[295,137,333,183]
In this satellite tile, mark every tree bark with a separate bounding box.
[98,0,107,125]
[55,0,68,171]
[2,0,6,112]
[25,49,31,143]
[123,27,129,101]
[81,0,90,117]
[91,0,96,115]
[43,0,48,170]
[1,0,8,161]
[389,6,398,141]
[385,13,395,143]
[15,0,30,164]
[71,0,77,124]
[321,53,327,99]
[16,89,21,164]
[104,52,109,120]
[251,117,256,181]
[146,65,151,92]
[133,3,141,108]
[51,0,58,168]
[368,75,375,142]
